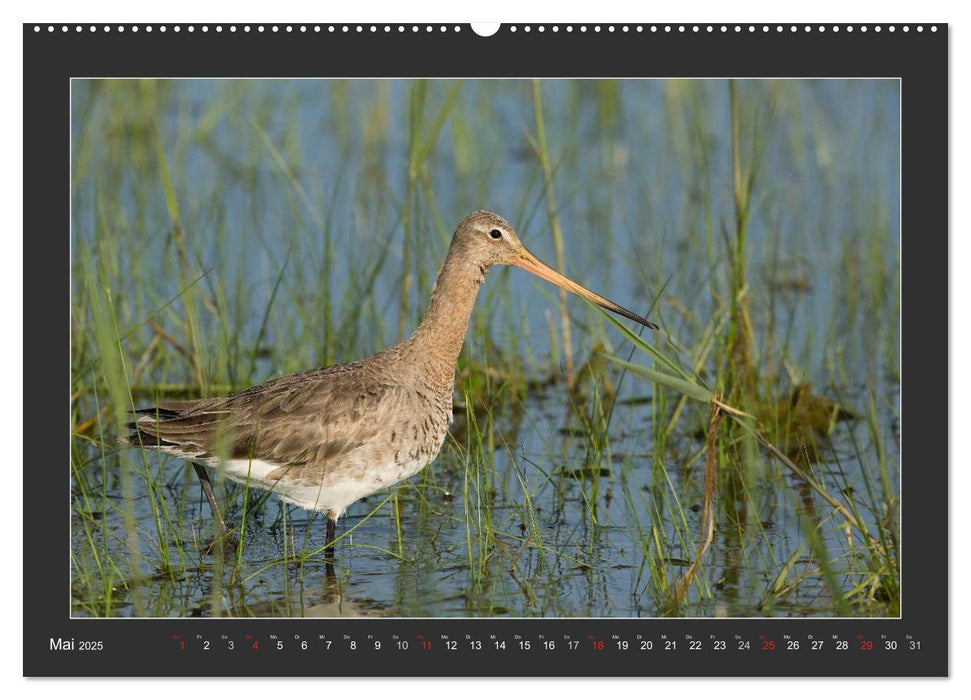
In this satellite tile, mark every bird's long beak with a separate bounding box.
[511,247,658,330]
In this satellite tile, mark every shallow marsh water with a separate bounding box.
[70,79,900,618]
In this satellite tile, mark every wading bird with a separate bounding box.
[128,211,657,551]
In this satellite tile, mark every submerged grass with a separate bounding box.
[70,79,900,618]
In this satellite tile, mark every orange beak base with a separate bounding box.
[511,248,658,330]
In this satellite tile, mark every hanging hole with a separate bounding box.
[471,23,500,37]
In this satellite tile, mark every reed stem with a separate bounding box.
[531,80,576,389]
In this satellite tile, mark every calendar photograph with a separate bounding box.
[69,76,901,620]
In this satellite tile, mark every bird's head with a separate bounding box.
[450,210,658,330]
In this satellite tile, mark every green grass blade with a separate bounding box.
[599,354,713,403]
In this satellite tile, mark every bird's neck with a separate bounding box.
[403,246,486,391]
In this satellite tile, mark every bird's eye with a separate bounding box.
[489,229,502,240]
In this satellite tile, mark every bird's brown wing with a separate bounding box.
[130,360,401,472]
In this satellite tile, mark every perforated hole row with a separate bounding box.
[31,24,940,34]
[33,24,465,34]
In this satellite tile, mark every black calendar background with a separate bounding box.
[24,23,947,677]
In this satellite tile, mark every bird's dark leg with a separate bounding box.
[325,514,337,551]
[192,463,236,549]
[324,513,337,579]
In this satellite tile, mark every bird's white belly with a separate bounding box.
[202,454,432,518]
